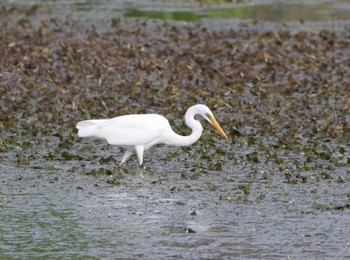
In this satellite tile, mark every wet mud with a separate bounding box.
[1,1,350,259]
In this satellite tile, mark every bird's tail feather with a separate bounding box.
[76,119,107,137]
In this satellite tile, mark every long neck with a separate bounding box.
[164,109,203,146]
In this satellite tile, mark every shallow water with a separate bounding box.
[2,146,350,258]
[124,1,350,22]
[4,0,350,27]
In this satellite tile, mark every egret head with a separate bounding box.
[191,104,228,140]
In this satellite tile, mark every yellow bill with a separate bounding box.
[209,115,228,140]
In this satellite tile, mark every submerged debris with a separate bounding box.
[185,228,196,233]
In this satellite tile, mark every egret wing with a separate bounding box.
[94,114,170,146]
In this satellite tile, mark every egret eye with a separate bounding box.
[194,114,201,120]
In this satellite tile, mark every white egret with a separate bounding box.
[76,104,228,166]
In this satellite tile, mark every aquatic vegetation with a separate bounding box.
[0,3,349,212]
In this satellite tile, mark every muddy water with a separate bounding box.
[2,158,349,259]
[2,146,350,258]
[124,1,350,22]
[1,0,350,259]
[5,0,350,22]
[4,0,350,30]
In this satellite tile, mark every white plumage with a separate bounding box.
[77,104,228,166]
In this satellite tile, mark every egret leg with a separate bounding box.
[119,149,134,167]
[135,145,145,166]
